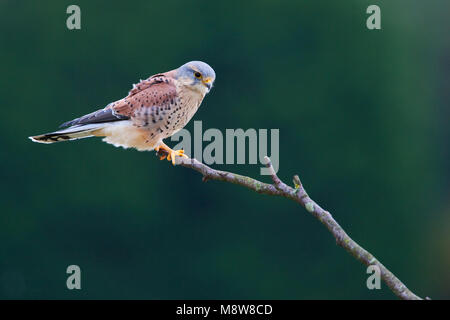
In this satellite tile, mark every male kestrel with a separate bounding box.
[29,61,216,164]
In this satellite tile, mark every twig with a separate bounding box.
[173,155,423,300]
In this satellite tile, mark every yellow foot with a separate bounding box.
[155,143,188,165]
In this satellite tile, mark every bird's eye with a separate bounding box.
[194,72,202,79]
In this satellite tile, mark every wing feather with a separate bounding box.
[59,107,129,128]
[59,72,178,129]
[111,74,179,122]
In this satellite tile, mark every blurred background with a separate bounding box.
[0,0,448,299]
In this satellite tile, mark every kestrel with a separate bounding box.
[29,61,216,164]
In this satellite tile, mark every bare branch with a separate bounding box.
[175,155,423,300]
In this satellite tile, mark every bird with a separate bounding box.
[29,61,216,164]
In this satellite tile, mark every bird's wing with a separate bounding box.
[109,74,179,126]
[59,74,178,128]
[126,73,167,97]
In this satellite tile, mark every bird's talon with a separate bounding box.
[169,150,187,165]
[155,144,188,165]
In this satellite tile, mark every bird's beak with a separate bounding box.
[202,77,213,90]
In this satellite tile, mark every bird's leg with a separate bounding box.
[155,141,188,165]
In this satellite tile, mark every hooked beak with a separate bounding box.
[202,77,213,90]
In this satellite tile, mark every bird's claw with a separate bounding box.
[155,145,188,165]
[167,149,188,165]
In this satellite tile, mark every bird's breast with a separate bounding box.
[163,85,204,132]
[129,86,204,141]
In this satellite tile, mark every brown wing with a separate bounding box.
[59,73,178,129]
[109,74,179,127]
[127,73,166,97]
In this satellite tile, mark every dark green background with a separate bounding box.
[0,0,448,299]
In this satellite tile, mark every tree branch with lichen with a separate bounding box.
[166,152,423,300]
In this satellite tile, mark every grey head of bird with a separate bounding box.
[175,61,216,94]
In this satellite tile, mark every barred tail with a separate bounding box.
[29,124,105,144]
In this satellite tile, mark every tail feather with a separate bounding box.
[29,124,105,144]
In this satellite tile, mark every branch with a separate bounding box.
[174,155,423,300]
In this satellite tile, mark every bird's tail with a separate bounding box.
[29,124,105,144]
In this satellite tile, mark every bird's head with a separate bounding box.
[175,61,216,95]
